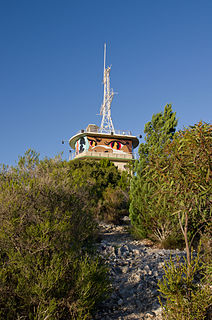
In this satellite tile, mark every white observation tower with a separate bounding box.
[69,44,139,171]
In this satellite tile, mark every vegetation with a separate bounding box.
[66,157,130,224]
[0,107,211,319]
[158,248,211,320]
[130,107,211,319]
[98,185,129,224]
[129,104,179,245]
[0,151,113,320]
[156,122,212,319]
[134,103,178,173]
[159,122,211,265]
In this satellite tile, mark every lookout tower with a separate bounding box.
[69,44,139,171]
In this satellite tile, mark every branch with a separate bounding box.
[178,212,185,238]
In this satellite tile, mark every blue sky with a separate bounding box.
[0,0,211,165]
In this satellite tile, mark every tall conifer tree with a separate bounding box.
[129,104,178,240]
[137,104,178,172]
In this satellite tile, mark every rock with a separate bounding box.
[133,249,140,256]
[114,266,122,274]
[111,292,117,299]
[122,266,129,274]
[119,288,131,299]
[95,222,185,319]
[152,303,160,312]
[122,216,131,224]
[118,298,123,306]
[135,299,143,309]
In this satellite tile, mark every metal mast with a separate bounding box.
[100,43,115,133]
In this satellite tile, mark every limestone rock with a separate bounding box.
[94,222,186,320]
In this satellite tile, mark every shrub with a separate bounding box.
[156,122,212,319]
[130,165,181,245]
[96,186,129,224]
[130,121,211,250]
[158,249,212,320]
[161,122,212,265]
[66,158,130,224]
[0,151,110,319]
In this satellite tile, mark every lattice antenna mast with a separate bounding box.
[100,43,115,133]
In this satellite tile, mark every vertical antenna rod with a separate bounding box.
[104,43,106,76]
[100,43,115,133]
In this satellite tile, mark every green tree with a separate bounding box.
[137,104,178,172]
[129,104,178,243]
[157,122,212,319]
[160,122,212,268]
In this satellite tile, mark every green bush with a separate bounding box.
[200,222,212,265]
[0,151,110,319]
[131,119,211,317]
[160,122,211,263]
[96,186,129,224]
[66,158,130,224]
[154,122,212,319]
[130,120,211,251]
[158,249,212,320]
[130,165,181,245]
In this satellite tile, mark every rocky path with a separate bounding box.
[94,222,186,320]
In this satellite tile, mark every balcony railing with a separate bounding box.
[69,151,139,161]
[77,128,132,136]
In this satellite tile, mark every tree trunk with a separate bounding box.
[178,211,190,276]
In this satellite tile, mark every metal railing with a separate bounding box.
[77,128,132,136]
[69,151,139,161]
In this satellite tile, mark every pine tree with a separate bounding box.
[137,104,178,172]
[129,104,178,242]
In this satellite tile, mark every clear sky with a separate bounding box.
[0,0,211,166]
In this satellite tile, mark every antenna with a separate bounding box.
[99,43,115,133]
[104,43,106,76]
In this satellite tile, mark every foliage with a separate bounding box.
[129,104,179,244]
[96,186,129,224]
[158,248,212,320]
[136,103,178,172]
[0,151,110,319]
[160,122,212,265]
[155,122,212,319]
[200,221,212,265]
[66,158,130,223]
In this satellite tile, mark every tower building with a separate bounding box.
[69,44,139,171]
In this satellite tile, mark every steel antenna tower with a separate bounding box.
[100,43,115,133]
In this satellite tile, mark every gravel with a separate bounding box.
[93,221,186,320]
